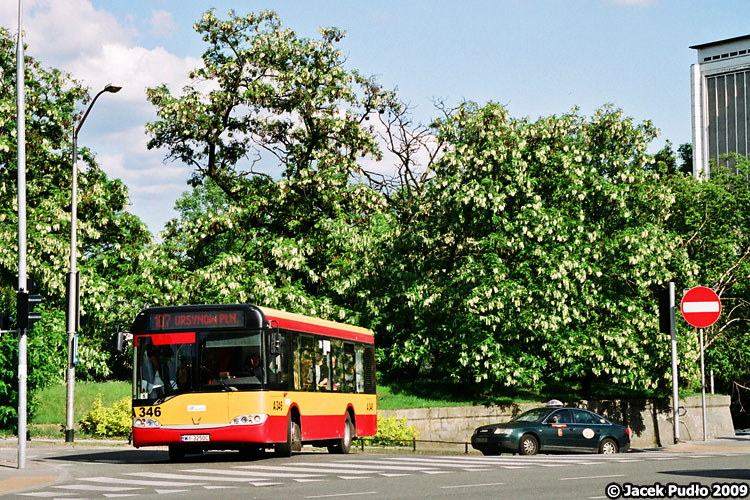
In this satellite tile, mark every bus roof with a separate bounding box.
[259,306,374,344]
[133,304,374,344]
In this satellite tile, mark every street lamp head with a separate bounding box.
[104,83,122,93]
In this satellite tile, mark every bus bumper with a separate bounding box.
[133,415,288,448]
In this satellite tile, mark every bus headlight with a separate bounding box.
[133,418,161,428]
[231,414,268,425]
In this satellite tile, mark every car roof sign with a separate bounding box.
[546,399,563,407]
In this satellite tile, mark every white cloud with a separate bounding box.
[0,0,204,233]
[66,43,200,108]
[149,9,178,40]
[3,0,133,65]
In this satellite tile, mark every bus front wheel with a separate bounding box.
[327,414,354,454]
[168,445,185,462]
[276,416,301,457]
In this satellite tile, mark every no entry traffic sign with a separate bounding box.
[681,286,721,328]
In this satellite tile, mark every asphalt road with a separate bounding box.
[2,440,750,499]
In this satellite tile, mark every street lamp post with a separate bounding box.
[65,83,121,443]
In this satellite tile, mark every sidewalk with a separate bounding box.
[650,435,750,454]
[0,443,61,497]
[0,438,127,496]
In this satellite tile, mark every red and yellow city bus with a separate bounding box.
[121,304,377,460]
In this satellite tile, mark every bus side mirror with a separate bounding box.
[270,331,281,355]
[113,329,131,353]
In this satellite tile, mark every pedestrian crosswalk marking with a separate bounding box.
[80,476,207,487]
[54,484,141,492]
[240,464,384,474]
[19,493,76,498]
[126,471,276,485]
[103,494,140,498]
[154,489,189,494]
[354,458,484,470]
[186,467,323,479]
[301,462,438,472]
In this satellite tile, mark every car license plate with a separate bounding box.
[181,434,210,442]
[474,437,488,443]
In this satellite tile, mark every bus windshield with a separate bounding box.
[134,330,265,402]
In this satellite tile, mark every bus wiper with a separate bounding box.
[153,394,177,405]
[201,366,237,392]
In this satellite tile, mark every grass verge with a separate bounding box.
[25,380,131,438]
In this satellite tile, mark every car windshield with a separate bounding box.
[509,407,552,423]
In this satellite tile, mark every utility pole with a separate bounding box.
[16,0,27,470]
[66,83,121,442]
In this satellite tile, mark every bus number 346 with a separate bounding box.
[132,407,162,418]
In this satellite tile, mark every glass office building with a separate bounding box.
[691,35,750,177]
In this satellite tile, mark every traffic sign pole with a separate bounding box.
[681,286,721,443]
[700,328,707,441]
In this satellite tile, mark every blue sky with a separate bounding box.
[4,0,750,235]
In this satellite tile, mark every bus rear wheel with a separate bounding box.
[327,414,354,454]
[276,416,301,457]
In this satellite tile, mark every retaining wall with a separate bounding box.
[379,395,734,448]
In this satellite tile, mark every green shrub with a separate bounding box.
[79,394,131,438]
[369,415,420,446]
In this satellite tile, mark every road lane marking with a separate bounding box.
[305,492,377,499]
[559,474,626,481]
[441,482,505,489]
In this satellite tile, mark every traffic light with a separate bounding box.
[16,291,42,331]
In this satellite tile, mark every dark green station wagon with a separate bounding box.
[471,403,630,455]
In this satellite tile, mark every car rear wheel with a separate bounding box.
[599,438,618,454]
[519,434,538,455]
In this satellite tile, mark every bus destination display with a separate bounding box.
[149,310,245,331]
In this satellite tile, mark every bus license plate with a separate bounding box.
[181,434,210,442]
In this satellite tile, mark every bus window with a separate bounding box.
[311,339,331,391]
[330,340,343,391]
[299,335,315,391]
[341,343,355,393]
[354,345,365,393]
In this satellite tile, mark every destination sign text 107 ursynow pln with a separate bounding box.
[149,311,245,330]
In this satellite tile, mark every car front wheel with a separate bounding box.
[519,434,538,455]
